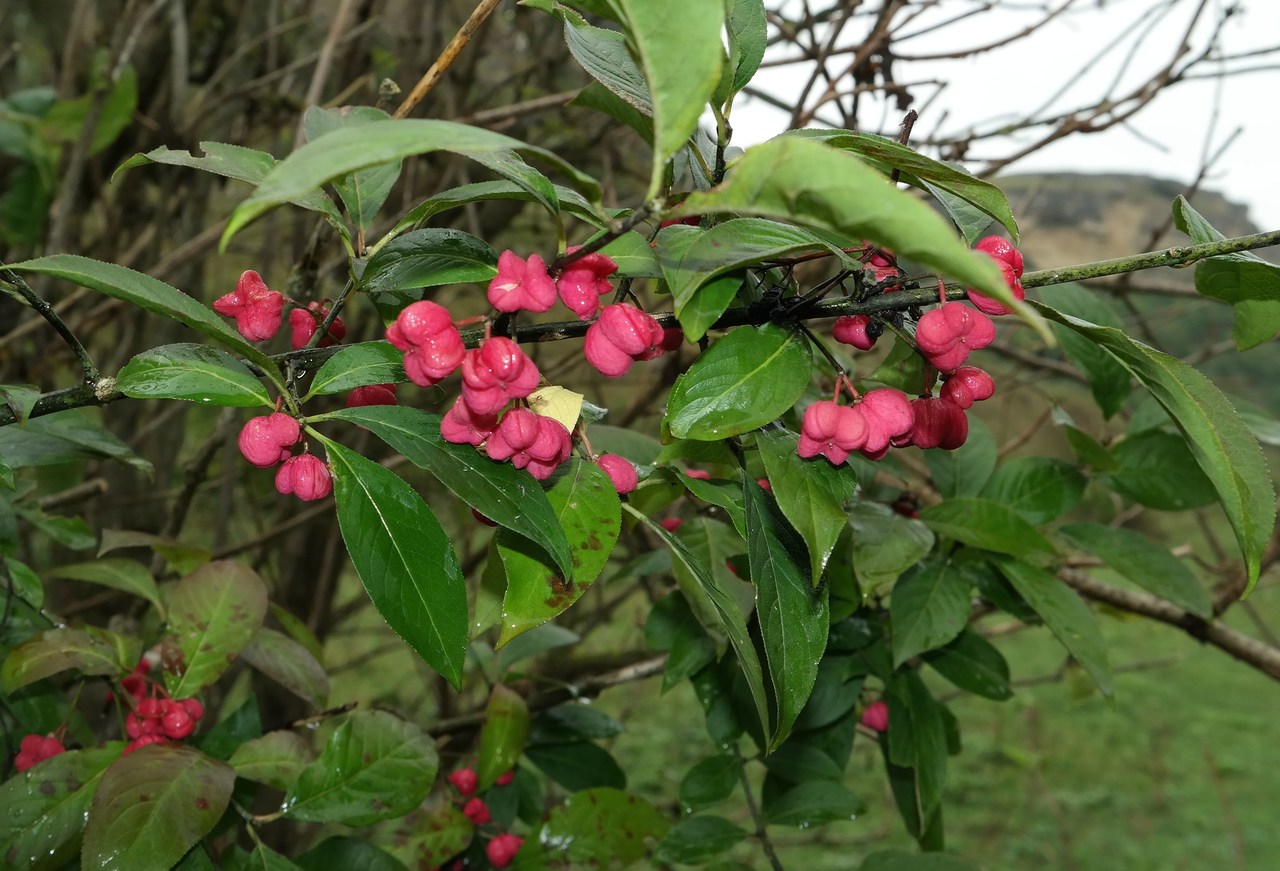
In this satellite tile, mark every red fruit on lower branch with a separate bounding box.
[833,314,877,351]
[486,834,525,869]
[488,251,557,313]
[915,302,996,372]
[975,235,1024,277]
[860,700,889,732]
[238,413,301,468]
[448,767,478,796]
[275,454,333,501]
[441,397,500,446]
[487,410,571,479]
[387,300,465,387]
[289,301,346,350]
[797,401,868,465]
[556,246,618,320]
[595,454,638,495]
[461,337,541,415]
[940,366,995,409]
[583,303,665,377]
[212,270,284,342]
[907,397,969,450]
[463,797,492,825]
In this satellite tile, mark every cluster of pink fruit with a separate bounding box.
[800,236,1019,463]
[238,412,332,501]
[213,270,347,348]
[443,766,523,869]
[123,694,205,753]
[14,733,65,772]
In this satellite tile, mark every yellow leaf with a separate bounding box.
[527,386,584,433]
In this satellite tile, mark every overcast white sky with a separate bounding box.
[731,0,1280,236]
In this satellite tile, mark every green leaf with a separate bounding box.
[791,129,1018,241]
[117,343,272,408]
[241,628,329,708]
[745,478,829,749]
[614,0,725,198]
[571,79,654,143]
[0,457,12,490]
[5,256,278,372]
[890,559,972,668]
[324,438,468,688]
[493,624,580,676]
[995,558,1111,696]
[1057,522,1211,618]
[1173,196,1280,350]
[304,342,404,398]
[194,696,261,761]
[563,16,652,115]
[886,670,949,825]
[1035,300,1276,593]
[298,838,409,871]
[387,179,614,238]
[228,730,315,792]
[924,417,997,499]
[496,458,620,644]
[45,66,136,156]
[165,560,268,699]
[1104,430,1218,510]
[0,412,152,474]
[303,106,402,232]
[624,503,771,741]
[240,844,305,871]
[362,228,497,293]
[860,850,980,871]
[848,502,935,591]
[645,590,717,691]
[657,220,849,340]
[223,120,586,246]
[666,324,812,440]
[537,788,668,866]
[16,507,95,550]
[476,685,530,790]
[283,710,437,825]
[979,457,1086,525]
[1048,285,1130,418]
[654,816,747,865]
[0,384,41,426]
[2,627,137,692]
[46,557,164,617]
[676,137,1043,335]
[597,229,662,278]
[918,498,1056,562]
[922,630,1013,701]
[97,528,210,575]
[526,741,626,792]
[529,703,624,744]
[0,744,121,869]
[387,806,471,870]
[677,473,747,538]
[81,744,234,871]
[765,780,865,828]
[679,754,740,811]
[322,405,573,580]
[5,557,43,608]
[725,0,768,94]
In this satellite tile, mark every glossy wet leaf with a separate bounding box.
[283,710,437,825]
[303,106,401,232]
[1058,522,1211,618]
[324,438,467,688]
[765,780,865,828]
[497,458,620,644]
[526,741,626,792]
[666,324,812,440]
[2,626,138,692]
[305,343,405,398]
[476,685,530,790]
[362,228,497,293]
[116,343,271,407]
[919,498,1056,563]
[537,788,668,866]
[1104,430,1218,510]
[923,630,1013,701]
[241,628,329,708]
[980,457,1087,525]
[82,744,234,871]
[848,502,935,591]
[654,816,747,865]
[297,839,408,871]
[164,560,268,699]
[563,15,651,114]
[890,559,972,668]
[679,755,740,810]
[324,405,572,580]
[885,670,949,824]
[47,556,164,617]
[228,731,315,792]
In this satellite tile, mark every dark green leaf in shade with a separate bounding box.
[491,624,579,676]
[0,744,121,869]
[47,557,164,617]
[298,838,410,871]
[362,228,497,293]
[995,558,1111,696]
[497,458,620,644]
[923,416,996,498]
[890,559,972,668]
[677,474,747,538]
[860,850,980,871]
[757,428,859,584]
[322,405,572,580]
[526,741,626,792]
[666,324,812,440]
[848,501,935,591]
[0,412,153,474]
[164,560,268,699]
[14,507,95,550]
[923,180,994,244]
[1104,430,1218,510]
[529,703,624,744]
[0,384,41,425]
[302,106,402,232]
[477,685,530,790]
[614,0,724,197]
[645,590,718,691]
[5,256,277,372]
[745,478,829,749]
[4,557,42,608]
[765,780,866,828]
[81,744,234,871]
[792,656,864,732]
[283,710,438,825]
[597,229,661,278]
[116,343,271,407]
[195,696,261,761]
[918,498,1056,562]
[866,336,929,395]
[980,457,1087,525]
[240,628,329,708]
[387,806,471,871]
[679,755,740,811]
[625,504,771,739]
[97,528,210,576]
[922,630,1013,700]
[536,788,669,866]
[1034,300,1276,593]
[240,844,305,871]
[572,78,654,143]
[228,731,315,793]
[675,137,1040,332]
[1057,522,1211,618]
[2,626,138,693]
[654,816,748,865]
[1174,196,1280,350]
[886,670,949,826]
[324,438,468,687]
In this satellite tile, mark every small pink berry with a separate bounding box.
[238,413,301,468]
[975,236,1024,277]
[915,302,996,372]
[441,398,500,447]
[756,478,772,492]
[124,734,167,755]
[684,468,711,480]
[460,337,541,415]
[556,246,618,320]
[275,454,333,501]
[860,700,889,732]
[488,251,557,313]
[857,388,914,454]
[659,518,683,533]
[387,301,465,387]
[486,834,524,869]
[463,797,491,825]
[137,697,165,720]
[161,707,195,740]
[583,304,665,378]
[797,401,868,465]
[346,384,398,408]
[833,314,877,351]
[212,270,284,342]
[289,302,346,350]
[181,698,205,722]
[495,769,515,786]
[595,454,638,495]
[485,410,571,479]
[940,366,995,409]
[14,734,64,771]
[904,397,969,450]
[448,768,478,796]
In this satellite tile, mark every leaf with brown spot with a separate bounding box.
[164,560,268,699]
